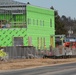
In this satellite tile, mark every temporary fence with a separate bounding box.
[0,46,76,60]
[3,46,36,59]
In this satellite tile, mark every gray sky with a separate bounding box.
[15,0,76,19]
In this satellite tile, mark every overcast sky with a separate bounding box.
[15,0,76,19]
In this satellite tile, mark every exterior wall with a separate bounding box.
[0,13,27,47]
[26,5,55,49]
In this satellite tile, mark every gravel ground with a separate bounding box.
[0,58,76,70]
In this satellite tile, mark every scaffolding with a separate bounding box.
[0,0,26,28]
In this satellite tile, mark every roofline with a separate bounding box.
[0,0,26,7]
[26,4,54,12]
[0,5,26,7]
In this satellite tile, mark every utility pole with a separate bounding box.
[68,26,73,37]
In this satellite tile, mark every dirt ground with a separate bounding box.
[0,58,76,70]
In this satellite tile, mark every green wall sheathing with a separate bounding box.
[0,28,27,47]
[26,5,55,49]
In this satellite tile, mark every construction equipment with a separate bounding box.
[64,37,76,48]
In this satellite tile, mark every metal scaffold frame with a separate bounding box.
[0,0,26,28]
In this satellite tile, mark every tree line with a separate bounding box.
[50,6,76,37]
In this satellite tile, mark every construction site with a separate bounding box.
[0,0,76,70]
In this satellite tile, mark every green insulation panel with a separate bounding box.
[0,14,25,21]
[0,28,27,47]
[26,5,55,49]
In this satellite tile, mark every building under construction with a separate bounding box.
[0,0,55,50]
